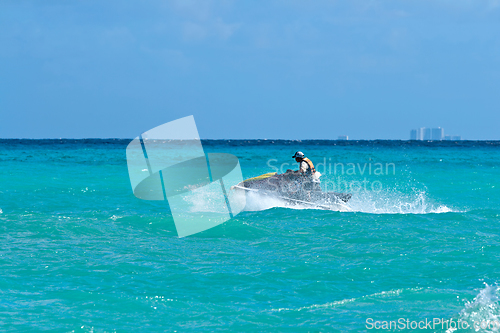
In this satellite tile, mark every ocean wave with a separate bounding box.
[241,188,460,215]
[271,287,423,312]
[347,189,459,214]
[449,283,500,333]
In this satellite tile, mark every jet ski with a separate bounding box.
[232,169,352,211]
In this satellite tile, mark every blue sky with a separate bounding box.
[1,0,500,139]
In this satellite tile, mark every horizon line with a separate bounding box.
[2,138,499,141]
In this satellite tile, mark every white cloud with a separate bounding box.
[182,21,207,41]
[213,18,240,40]
[165,0,240,42]
[169,0,213,21]
[140,46,189,69]
[102,27,135,47]
[181,18,239,41]
[488,0,500,9]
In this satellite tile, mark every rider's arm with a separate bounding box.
[299,161,309,174]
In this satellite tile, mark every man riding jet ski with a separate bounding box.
[291,151,321,189]
[234,151,351,210]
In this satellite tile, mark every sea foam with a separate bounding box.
[451,284,500,333]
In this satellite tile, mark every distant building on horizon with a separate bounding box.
[410,128,425,140]
[432,127,444,141]
[410,129,418,140]
[338,135,348,140]
[410,127,459,141]
[444,135,462,140]
[423,128,432,140]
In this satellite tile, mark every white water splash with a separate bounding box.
[272,287,422,312]
[347,188,457,214]
[183,180,458,215]
[242,188,457,214]
[185,185,332,213]
[243,191,350,212]
[453,284,500,333]
[243,192,292,211]
[183,183,247,214]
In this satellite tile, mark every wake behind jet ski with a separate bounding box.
[233,151,352,211]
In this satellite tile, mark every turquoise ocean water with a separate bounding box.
[1,139,499,332]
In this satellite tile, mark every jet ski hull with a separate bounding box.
[237,170,352,209]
